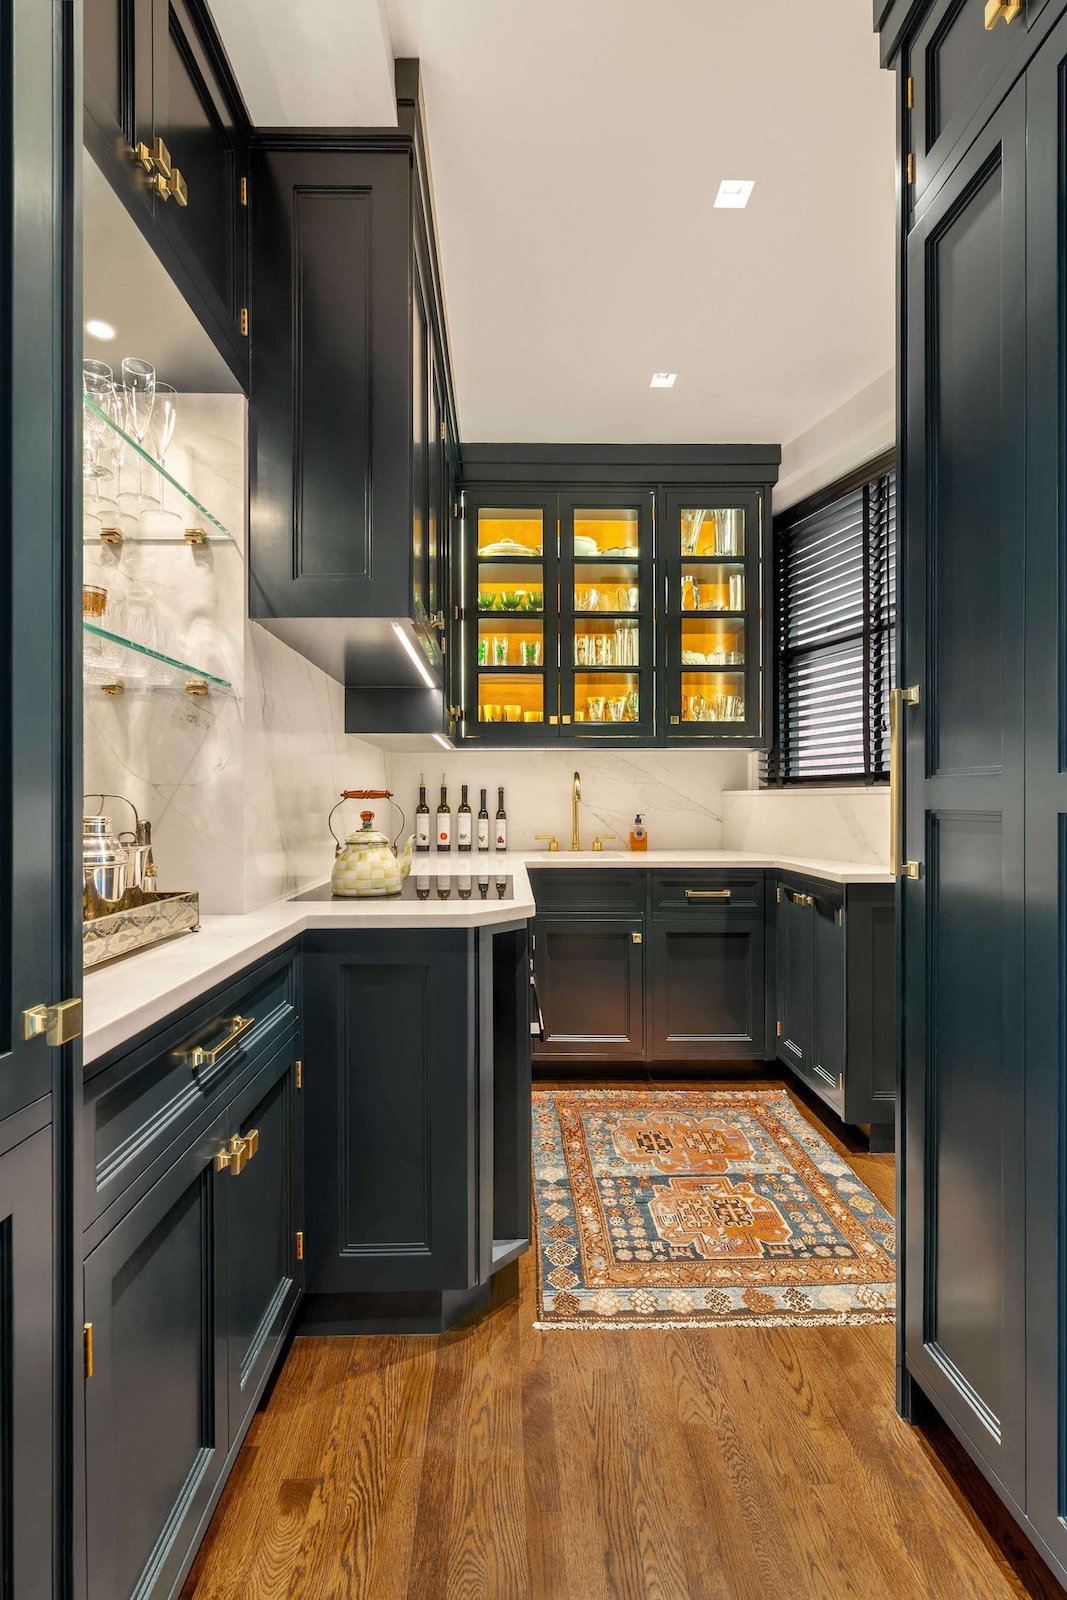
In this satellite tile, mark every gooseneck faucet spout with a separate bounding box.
[572,771,582,852]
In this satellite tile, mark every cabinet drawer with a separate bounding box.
[529,868,646,916]
[652,870,764,913]
[84,949,299,1227]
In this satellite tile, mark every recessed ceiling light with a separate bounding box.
[650,372,677,389]
[714,179,755,210]
[85,318,116,341]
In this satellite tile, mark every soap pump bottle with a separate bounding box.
[629,814,648,852]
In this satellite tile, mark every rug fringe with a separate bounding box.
[532,1311,896,1332]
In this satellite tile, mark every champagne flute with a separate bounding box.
[117,357,159,510]
[141,382,182,536]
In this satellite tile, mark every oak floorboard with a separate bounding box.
[181,1079,1064,1600]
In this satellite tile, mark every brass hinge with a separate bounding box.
[776,1020,783,1038]
[906,75,914,110]
[83,1322,94,1379]
[295,1230,304,1261]
[23,997,82,1046]
[240,175,248,206]
[240,307,249,337]
[453,603,461,622]
[907,152,915,185]
[439,420,446,441]
[775,886,782,904]
[295,1058,303,1089]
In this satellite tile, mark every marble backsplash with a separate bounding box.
[720,786,890,865]
[382,750,750,852]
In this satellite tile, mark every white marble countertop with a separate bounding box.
[82,849,891,1066]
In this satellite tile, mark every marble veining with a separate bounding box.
[721,786,890,866]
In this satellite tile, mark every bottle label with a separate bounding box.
[438,818,451,849]
[415,815,431,849]
[477,819,490,850]
[457,814,473,849]
[495,822,508,851]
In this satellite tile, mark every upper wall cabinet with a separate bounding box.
[83,0,250,380]
[247,64,460,724]
[459,446,779,748]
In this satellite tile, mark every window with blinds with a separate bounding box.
[768,461,896,784]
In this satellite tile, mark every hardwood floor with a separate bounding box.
[181,1079,1065,1600]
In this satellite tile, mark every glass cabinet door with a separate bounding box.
[464,493,558,741]
[560,491,655,740]
[662,490,764,742]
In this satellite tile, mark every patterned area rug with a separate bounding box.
[533,1088,896,1329]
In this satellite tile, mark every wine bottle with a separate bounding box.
[457,783,473,851]
[436,778,451,851]
[415,775,431,853]
[477,788,490,852]
[495,786,508,852]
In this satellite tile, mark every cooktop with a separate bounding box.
[291,873,515,904]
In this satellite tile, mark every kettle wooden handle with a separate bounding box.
[341,789,393,800]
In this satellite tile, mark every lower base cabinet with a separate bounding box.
[534,915,645,1060]
[0,1113,53,1600]
[83,1038,302,1600]
[300,924,531,1332]
[774,875,895,1145]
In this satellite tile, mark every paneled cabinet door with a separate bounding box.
[907,0,1030,211]
[0,1123,53,1600]
[465,491,559,741]
[84,1115,227,1600]
[775,887,814,1081]
[650,914,766,1062]
[533,917,645,1060]
[302,931,477,1294]
[83,0,154,216]
[223,1043,302,1445]
[901,83,1027,1499]
[1023,7,1067,1573]
[149,0,247,366]
[810,895,845,1113]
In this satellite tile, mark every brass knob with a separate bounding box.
[150,136,172,178]
[133,142,154,172]
[151,172,170,202]
[168,168,188,207]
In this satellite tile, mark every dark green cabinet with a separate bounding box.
[82,0,249,380]
[900,81,1027,1502]
[534,916,646,1060]
[248,64,460,736]
[300,925,530,1332]
[648,872,767,1060]
[775,884,815,1078]
[84,1110,227,1600]
[0,1119,54,1600]
[458,446,780,748]
[82,1038,303,1600]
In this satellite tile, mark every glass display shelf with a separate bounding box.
[476,564,545,615]
[83,622,234,696]
[477,672,545,725]
[573,671,641,725]
[679,669,745,724]
[680,617,745,667]
[82,395,234,547]
[477,616,545,669]
[678,507,746,558]
[572,508,642,559]
[476,509,544,560]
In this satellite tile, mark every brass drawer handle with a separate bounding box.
[215,1127,260,1176]
[186,1013,255,1071]
[684,889,732,900]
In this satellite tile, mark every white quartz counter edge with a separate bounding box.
[83,850,891,1067]
[83,859,536,1066]
[518,850,893,884]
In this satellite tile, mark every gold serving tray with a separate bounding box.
[83,889,200,970]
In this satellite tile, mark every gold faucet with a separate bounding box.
[571,770,582,852]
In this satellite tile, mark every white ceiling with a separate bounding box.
[209,0,896,449]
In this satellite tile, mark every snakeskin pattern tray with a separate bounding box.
[83,890,200,969]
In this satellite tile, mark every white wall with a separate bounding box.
[382,749,749,852]
[721,786,890,865]
[83,394,386,913]
[774,369,895,515]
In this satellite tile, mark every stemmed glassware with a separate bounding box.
[141,382,182,535]
[117,357,159,511]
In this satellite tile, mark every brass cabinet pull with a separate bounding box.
[985,0,1021,27]
[151,172,170,202]
[684,888,731,900]
[215,1127,260,1176]
[631,931,642,944]
[185,1013,255,1071]
[150,136,172,178]
[889,685,922,878]
[787,890,815,908]
[168,168,188,206]
[133,141,154,172]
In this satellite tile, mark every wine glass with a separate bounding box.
[83,363,120,533]
[141,382,182,536]
[117,357,159,510]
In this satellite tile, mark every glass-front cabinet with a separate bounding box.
[469,495,557,741]
[561,492,655,740]
[460,467,772,747]
[662,490,763,744]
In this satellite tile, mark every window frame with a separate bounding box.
[766,451,896,788]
